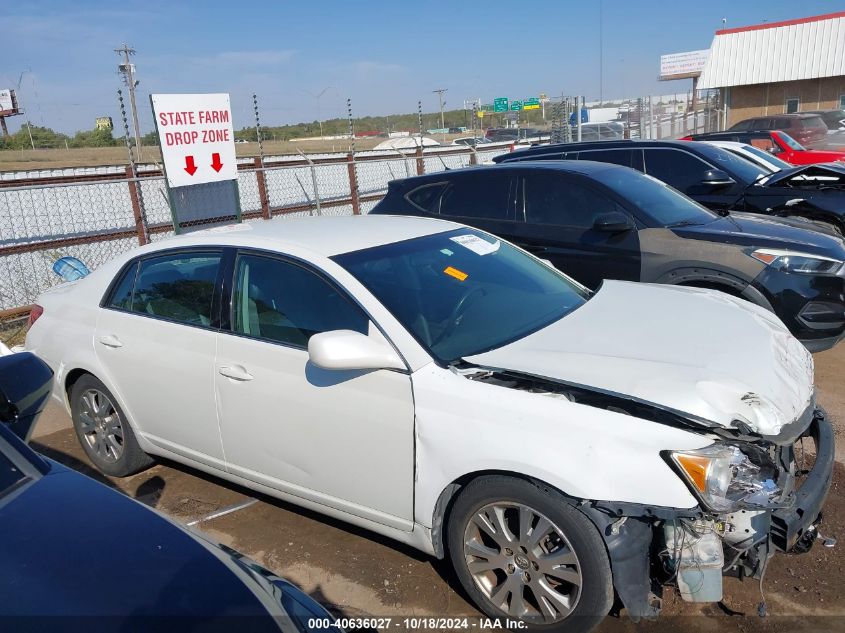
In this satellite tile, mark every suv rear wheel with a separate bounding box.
[447,476,613,632]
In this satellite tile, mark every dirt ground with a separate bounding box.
[30,344,845,632]
[0,134,471,171]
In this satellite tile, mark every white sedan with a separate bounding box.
[26,215,833,631]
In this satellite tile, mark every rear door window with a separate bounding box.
[642,149,713,194]
[523,173,619,227]
[439,173,513,220]
[129,252,222,327]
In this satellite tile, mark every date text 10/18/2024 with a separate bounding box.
[307,617,528,630]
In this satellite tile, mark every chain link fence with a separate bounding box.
[0,143,514,344]
[0,87,728,344]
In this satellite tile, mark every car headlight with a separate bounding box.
[751,248,843,274]
[668,444,782,512]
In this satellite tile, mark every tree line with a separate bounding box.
[0,106,545,150]
[0,125,122,150]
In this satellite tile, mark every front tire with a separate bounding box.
[70,374,153,477]
[447,476,613,633]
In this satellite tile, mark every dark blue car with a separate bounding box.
[0,352,338,633]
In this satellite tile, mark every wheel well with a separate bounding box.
[64,368,93,404]
[431,470,559,559]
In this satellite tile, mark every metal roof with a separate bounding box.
[697,12,845,89]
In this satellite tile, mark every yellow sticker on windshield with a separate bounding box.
[444,266,468,281]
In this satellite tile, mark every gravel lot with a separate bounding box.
[30,344,845,632]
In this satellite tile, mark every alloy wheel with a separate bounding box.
[463,502,582,623]
[77,388,125,463]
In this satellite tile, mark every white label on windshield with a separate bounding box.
[450,234,500,255]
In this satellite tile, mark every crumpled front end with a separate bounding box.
[582,404,835,619]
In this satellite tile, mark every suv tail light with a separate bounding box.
[28,304,44,327]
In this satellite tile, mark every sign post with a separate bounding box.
[151,93,241,233]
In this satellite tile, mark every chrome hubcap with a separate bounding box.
[463,502,582,623]
[78,389,124,463]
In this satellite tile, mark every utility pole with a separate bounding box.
[433,88,447,130]
[115,44,142,159]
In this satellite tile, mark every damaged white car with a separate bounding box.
[26,216,834,632]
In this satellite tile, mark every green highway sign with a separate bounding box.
[510,100,523,111]
[481,104,495,112]
[493,97,508,112]
[524,97,540,110]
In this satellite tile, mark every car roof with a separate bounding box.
[151,214,463,257]
[391,160,626,186]
[496,138,711,159]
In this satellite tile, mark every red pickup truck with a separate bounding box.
[681,130,845,166]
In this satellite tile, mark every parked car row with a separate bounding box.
[727,112,830,147]
[683,129,845,165]
[375,152,845,352]
[494,139,845,236]
[16,134,841,632]
[22,156,838,632]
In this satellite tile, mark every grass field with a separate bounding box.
[0,134,471,171]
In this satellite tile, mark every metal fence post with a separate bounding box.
[254,157,271,219]
[297,150,321,216]
[415,146,425,176]
[125,166,148,246]
[346,153,360,215]
[118,89,149,244]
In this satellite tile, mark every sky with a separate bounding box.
[2,0,843,135]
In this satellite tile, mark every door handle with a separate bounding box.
[98,334,123,348]
[219,365,254,382]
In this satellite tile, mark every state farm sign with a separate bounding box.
[151,93,237,188]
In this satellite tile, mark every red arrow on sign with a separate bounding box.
[211,153,223,172]
[184,156,197,175]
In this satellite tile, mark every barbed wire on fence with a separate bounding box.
[0,88,725,342]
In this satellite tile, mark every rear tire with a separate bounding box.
[70,374,153,477]
[447,476,613,633]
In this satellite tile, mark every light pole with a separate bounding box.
[433,88,447,141]
[307,86,334,138]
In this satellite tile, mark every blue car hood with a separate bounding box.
[0,459,280,630]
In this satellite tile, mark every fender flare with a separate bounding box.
[656,267,775,313]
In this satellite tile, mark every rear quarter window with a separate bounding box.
[106,262,139,310]
[405,183,448,213]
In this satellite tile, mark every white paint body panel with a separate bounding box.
[469,281,814,436]
[24,216,815,555]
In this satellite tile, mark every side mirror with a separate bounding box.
[0,352,54,443]
[308,330,405,372]
[593,211,634,233]
[701,169,736,187]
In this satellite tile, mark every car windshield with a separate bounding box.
[776,132,805,151]
[694,143,769,184]
[591,166,717,227]
[333,229,590,364]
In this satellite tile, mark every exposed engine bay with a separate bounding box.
[454,362,836,618]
